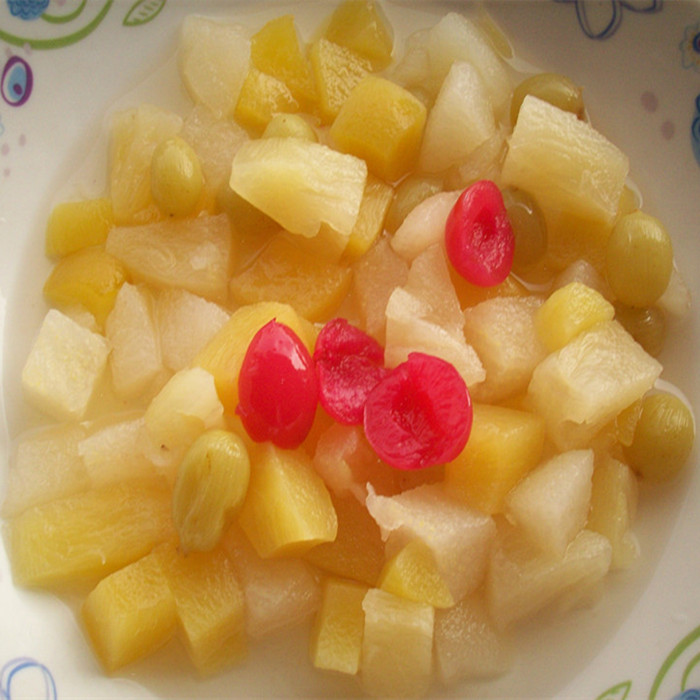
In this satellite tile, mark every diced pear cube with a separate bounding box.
[158,543,247,674]
[178,16,250,119]
[105,282,164,401]
[238,444,338,558]
[309,38,371,124]
[502,96,629,225]
[360,588,434,698]
[434,591,513,685]
[2,422,89,518]
[234,67,299,134]
[222,528,320,639]
[310,577,368,676]
[445,403,546,515]
[194,301,314,415]
[535,281,616,352]
[330,76,426,182]
[486,525,612,629]
[45,197,114,258]
[419,61,497,173]
[378,538,454,609]
[527,320,662,450]
[230,137,367,239]
[366,483,496,602]
[106,213,233,304]
[21,309,110,422]
[587,456,639,569]
[464,295,548,404]
[505,449,594,558]
[81,549,177,672]
[7,477,174,588]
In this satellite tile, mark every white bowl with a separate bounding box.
[1,1,699,698]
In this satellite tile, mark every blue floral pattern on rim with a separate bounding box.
[1,657,57,700]
[553,0,662,40]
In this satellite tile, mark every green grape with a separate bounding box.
[502,187,548,272]
[384,174,443,233]
[150,136,203,217]
[262,113,318,141]
[614,303,666,357]
[510,72,584,126]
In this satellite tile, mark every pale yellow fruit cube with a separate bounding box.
[310,577,367,675]
[21,309,110,422]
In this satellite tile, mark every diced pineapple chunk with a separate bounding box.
[330,75,426,182]
[501,96,629,225]
[464,295,548,404]
[7,477,174,588]
[158,543,247,674]
[366,483,496,602]
[310,577,367,676]
[105,282,164,401]
[345,175,394,259]
[445,404,546,515]
[81,548,177,672]
[109,104,183,226]
[419,61,497,173]
[21,309,110,422]
[434,591,513,685]
[178,16,250,119]
[105,213,233,304]
[2,422,89,518]
[505,450,594,558]
[194,301,314,415]
[223,528,320,639]
[587,456,639,569]
[230,136,367,239]
[535,281,616,352]
[305,493,386,587]
[527,320,662,450]
[360,588,434,698]
[250,14,316,108]
[486,524,612,629]
[323,0,394,71]
[229,234,352,322]
[45,198,114,258]
[238,444,338,558]
[234,67,300,134]
[378,538,454,609]
[43,246,128,328]
[309,38,371,124]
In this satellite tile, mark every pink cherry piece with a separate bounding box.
[236,319,318,449]
[363,352,473,471]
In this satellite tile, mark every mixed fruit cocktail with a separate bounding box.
[2,1,696,697]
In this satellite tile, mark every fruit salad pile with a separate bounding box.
[2,1,696,697]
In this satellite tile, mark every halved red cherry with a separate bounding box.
[314,317,388,425]
[236,319,318,449]
[445,179,515,287]
[363,352,472,470]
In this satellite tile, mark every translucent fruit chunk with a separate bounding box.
[45,198,114,258]
[330,75,426,182]
[233,67,299,134]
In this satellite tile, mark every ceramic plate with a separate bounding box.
[1,1,699,698]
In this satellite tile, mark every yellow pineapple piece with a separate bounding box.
[445,404,546,514]
[309,37,371,124]
[304,493,385,587]
[7,478,174,588]
[81,548,177,672]
[323,0,394,71]
[309,577,368,675]
[194,301,315,415]
[250,15,316,108]
[536,281,615,352]
[378,539,454,609]
[109,104,183,226]
[158,543,247,674]
[345,175,394,259]
[238,443,338,558]
[229,234,352,322]
[360,588,434,697]
[43,246,128,328]
[234,67,299,134]
[45,198,114,258]
[330,75,426,182]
